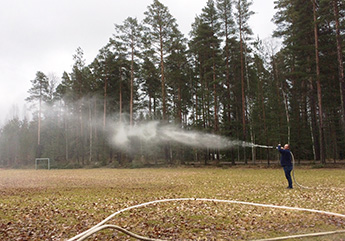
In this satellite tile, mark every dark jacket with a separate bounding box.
[278,146,292,166]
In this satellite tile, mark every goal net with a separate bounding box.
[35,158,50,170]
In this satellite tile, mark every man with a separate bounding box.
[278,144,293,189]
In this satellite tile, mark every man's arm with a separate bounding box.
[277,144,285,154]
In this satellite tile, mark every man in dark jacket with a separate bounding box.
[278,144,293,189]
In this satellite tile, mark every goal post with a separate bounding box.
[35,158,50,170]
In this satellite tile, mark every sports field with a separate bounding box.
[0,167,344,240]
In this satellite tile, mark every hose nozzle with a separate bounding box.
[253,144,275,149]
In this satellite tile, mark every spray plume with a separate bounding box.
[107,121,273,151]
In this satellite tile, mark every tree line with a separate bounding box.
[1,0,345,168]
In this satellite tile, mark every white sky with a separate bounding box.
[0,0,276,125]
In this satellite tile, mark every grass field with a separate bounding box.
[0,167,344,240]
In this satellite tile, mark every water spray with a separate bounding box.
[107,120,275,151]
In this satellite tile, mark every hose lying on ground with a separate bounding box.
[68,198,345,241]
[74,224,163,241]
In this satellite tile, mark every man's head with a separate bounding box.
[284,144,290,150]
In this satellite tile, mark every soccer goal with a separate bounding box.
[35,158,50,170]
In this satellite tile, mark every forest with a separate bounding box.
[1,0,345,168]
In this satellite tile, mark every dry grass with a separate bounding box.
[0,167,344,240]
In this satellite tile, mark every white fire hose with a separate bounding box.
[68,198,345,241]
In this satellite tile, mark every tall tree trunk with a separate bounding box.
[195,70,199,126]
[38,90,41,147]
[130,36,134,126]
[224,10,231,128]
[206,71,211,130]
[158,24,169,163]
[149,96,152,118]
[244,43,253,163]
[119,67,123,122]
[272,56,285,143]
[311,0,325,163]
[212,48,219,161]
[308,65,319,161]
[103,75,108,165]
[259,73,269,163]
[64,105,69,162]
[88,97,92,164]
[178,81,182,124]
[306,55,318,161]
[79,102,84,165]
[213,53,219,133]
[159,26,166,121]
[201,70,206,129]
[250,122,256,164]
[153,97,156,117]
[103,76,107,131]
[239,15,246,164]
[333,0,345,129]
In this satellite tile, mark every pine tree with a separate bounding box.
[202,0,222,133]
[332,0,345,132]
[71,47,87,164]
[55,71,73,162]
[234,0,254,163]
[114,17,142,126]
[217,0,235,129]
[143,0,179,121]
[311,0,327,163]
[165,30,189,125]
[26,71,49,148]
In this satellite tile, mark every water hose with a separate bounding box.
[74,224,163,241]
[290,151,312,189]
[68,198,345,241]
[290,151,344,190]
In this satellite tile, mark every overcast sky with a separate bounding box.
[0,0,277,125]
